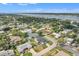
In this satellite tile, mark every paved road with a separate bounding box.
[63,46,79,56]
[33,36,57,56]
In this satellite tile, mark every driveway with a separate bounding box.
[33,36,57,56]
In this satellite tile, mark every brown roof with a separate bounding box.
[10,36,21,43]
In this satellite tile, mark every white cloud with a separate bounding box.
[17,3,37,6]
[17,3,28,6]
[1,3,8,5]
[28,3,37,4]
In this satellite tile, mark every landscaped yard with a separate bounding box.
[33,44,47,52]
[23,51,32,56]
[43,46,73,56]
[43,48,58,56]
[14,49,20,56]
[56,46,73,56]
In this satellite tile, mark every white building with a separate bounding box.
[0,50,14,56]
[61,29,72,34]
[0,31,4,33]
[17,43,32,53]
[65,37,74,46]
[21,29,32,33]
[53,33,61,38]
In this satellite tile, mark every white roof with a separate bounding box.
[26,29,32,33]
[67,38,74,41]
[21,29,32,33]
[53,33,61,38]
[0,50,14,56]
[65,37,74,42]
[62,29,72,34]
[17,43,32,53]
[0,31,4,33]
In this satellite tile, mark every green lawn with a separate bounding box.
[56,46,73,56]
[33,44,47,52]
[43,46,73,56]
[23,52,32,56]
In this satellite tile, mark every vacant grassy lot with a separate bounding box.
[43,46,73,56]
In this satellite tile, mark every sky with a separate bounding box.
[0,3,79,13]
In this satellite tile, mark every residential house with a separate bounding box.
[21,29,32,33]
[53,33,61,38]
[61,29,72,34]
[17,43,32,53]
[0,50,14,56]
[64,37,74,46]
[10,36,21,44]
[0,30,4,33]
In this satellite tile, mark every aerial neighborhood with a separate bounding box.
[0,14,79,56]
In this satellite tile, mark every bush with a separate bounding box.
[57,38,64,43]
[14,49,20,56]
[23,52,32,56]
